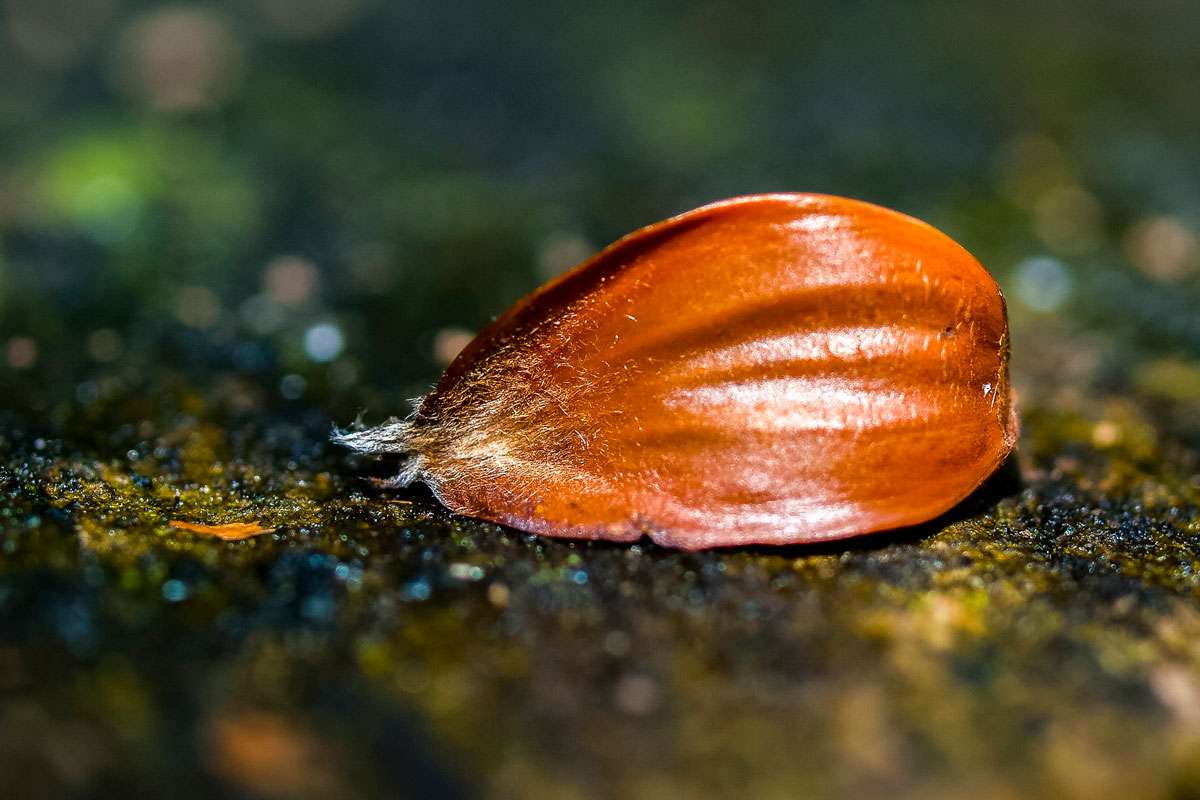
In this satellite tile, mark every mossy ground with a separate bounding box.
[3,323,1200,800]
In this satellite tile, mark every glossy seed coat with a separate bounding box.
[336,193,1017,549]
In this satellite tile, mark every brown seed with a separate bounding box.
[336,194,1017,549]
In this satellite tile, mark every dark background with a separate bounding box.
[4,0,1200,426]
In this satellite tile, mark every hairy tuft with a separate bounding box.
[331,415,432,487]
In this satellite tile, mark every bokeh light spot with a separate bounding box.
[43,135,151,242]
[5,336,37,369]
[161,579,189,602]
[239,294,286,336]
[536,231,594,280]
[116,6,244,112]
[263,256,319,307]
[175,286,221,329]
[432,327,473,366]
[1015,256,1073,313]
[303,322,345,363]
[614,673,660,716]
[1124,216,1198,282]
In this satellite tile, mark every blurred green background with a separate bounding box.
[4,0,1199,429]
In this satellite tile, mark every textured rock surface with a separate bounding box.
[4,318,1200,799]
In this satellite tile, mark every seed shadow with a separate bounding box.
[347,450,1024,559]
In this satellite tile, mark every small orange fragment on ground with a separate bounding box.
[168,520,275,540]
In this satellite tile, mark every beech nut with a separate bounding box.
[336,193,1018,549]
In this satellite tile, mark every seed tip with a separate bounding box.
[330,417,415,456]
